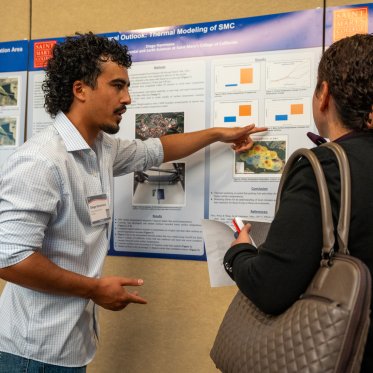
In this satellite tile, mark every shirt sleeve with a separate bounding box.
[224,151,340,315]
[112,137,164,177]
[0,154,62,268]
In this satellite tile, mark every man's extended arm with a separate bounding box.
[160,124,267,162]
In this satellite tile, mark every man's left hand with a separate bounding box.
[218,124,267,152]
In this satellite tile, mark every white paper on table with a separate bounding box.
[201,219,237,288]
[201,219,271,287]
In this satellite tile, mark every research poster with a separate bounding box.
[26,3,373,260]
[0,40,28,166]
[110,8,324,260]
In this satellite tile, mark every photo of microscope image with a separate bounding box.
[0,117,17,146]
[133,163,186,206]
[0,78,18,107]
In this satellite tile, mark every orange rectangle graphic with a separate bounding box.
[239,105,252,116]
[240,68,253,84]
[290,103,304,115]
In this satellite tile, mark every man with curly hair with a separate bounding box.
[0,32,265,371]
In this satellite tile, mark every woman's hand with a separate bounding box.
[231,223,253,247]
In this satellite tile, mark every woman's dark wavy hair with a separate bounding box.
[42,32,132,117]
[316,33,373,130]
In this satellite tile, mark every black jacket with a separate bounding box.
[224,131,373,371]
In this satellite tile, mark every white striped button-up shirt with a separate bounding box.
[0,111,163,367]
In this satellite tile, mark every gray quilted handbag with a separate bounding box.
[210,142,371,373]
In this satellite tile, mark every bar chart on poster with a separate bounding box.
[264,98,311,127]
[214,63,260,93]
[214,100,259,127]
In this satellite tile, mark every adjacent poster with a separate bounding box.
[0,40,28,166]
[25,3,373,260]
[27,39,62,137]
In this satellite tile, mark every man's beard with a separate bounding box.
[101,105,126,134]
[100,122,120,135]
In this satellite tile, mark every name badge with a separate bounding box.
[87,194,111,226]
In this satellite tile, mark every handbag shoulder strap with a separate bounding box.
[320,142,351,254]
[275,142,351,261]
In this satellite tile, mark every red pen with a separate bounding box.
[232,217,246,238]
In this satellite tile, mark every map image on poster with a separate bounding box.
[234,136,287,176]
[135,112,184,139]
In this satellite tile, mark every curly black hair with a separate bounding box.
[42,32,132,117]
[316,33,373,131]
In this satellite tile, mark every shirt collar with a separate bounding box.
[53,111,92,152]
[334,130,373,143]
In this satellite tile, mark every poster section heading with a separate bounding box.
[0,40,28,72]
[28,9,324,71]
[17,3,373,70]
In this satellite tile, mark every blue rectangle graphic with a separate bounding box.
[224,116,237,123]
[275,114,288,121]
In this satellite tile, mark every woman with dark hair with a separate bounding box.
[224,33,373,371]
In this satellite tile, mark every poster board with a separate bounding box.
[1,2,372,373]
[110,9,323,260]
[25,3,373,261]
[0,40,28,166]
